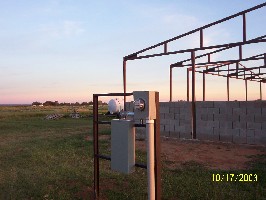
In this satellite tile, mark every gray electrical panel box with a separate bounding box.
[133,91,157,120]
[111,119,135,174]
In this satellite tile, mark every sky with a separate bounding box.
[0,0,265,104]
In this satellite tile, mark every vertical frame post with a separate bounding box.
[191,51,196,139]
[170,66,172,102]
[200,29,204,48]
[260,82,262,100]
[203,72,206,101]
[245,79,248,101]
[93,94,99,199]
[227,76,230,101]
[123,59,127,109]
[243,13,247,42]
[187,68,190,101]
[154,92,161,200]
[164,43,167,54]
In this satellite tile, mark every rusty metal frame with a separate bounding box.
[93,92,161,200]
[122,3,266,140]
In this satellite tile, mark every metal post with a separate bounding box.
[200,29,203,48]
[123,59,127,108]
[203,72,205,101]
[164,43,167,53]
[260,82,262,100]
[170,66,172,102]
[239,45,242,60]
[245,79,248,101]
[227,76,230,101]
[243,13,246,42]
[93,94,99,199]
[154,92,161,200]
[191,51,196,139]
[187,68,190,101]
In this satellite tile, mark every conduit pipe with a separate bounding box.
[146,118,155,200]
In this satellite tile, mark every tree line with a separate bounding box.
[32,101,107,106]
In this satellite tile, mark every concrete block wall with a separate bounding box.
[125,101,266,145]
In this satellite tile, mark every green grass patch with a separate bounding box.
[0,106,265,199]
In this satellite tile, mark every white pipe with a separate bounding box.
[146,118,155,200]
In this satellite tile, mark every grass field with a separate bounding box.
[0,105,265,199]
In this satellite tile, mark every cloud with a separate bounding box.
[39,20,85,38]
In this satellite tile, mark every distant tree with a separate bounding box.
[32,101,42,106]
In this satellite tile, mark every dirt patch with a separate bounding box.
[136,137,266,170]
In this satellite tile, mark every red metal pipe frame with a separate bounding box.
[187,68,190,101]
[123,59,127,108]
[93,94,99,199]
[154,92,161,200]
[170,66,172,102]
[245,79,248,101]
[191,51,196,139]
[203,72,206,101]
[125,3,266,58]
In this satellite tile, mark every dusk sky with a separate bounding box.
[0,0,265,104]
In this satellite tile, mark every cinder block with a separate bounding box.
[180,107,190,114]
[226,101,240,108]
[254,130,264,137]
[233,121,246,129]
[161,131,169,137]
[240,114,254,122]
[169,102,176,108]
[262,108,266,116]
[214,114,226,121]
[180,114,191,120]
[233,108,246,115]
[220,107,232,115]
[197,133,212,140]
[174,107,180,114]
[247,108,262,115]
[262,123,266,130]
[160,113,165,119]
[174,113,180,120]
[254,115,264,123]
[220,134,233,142]
[233,135,247,144]
[227,128,240,136]
[197,120,207,127]
[170,119,178,126]
[254,136,266,145]
[170,124,175,132]
[197,101,214,108]
[219,121,233,129]
[207,108,219,115]
[164,113,174,120]
[169,107,175,113]
[246,129,255,137]
[207,121,219,128]
[169,131,179,138]
[164,124,170,132]
[201,114,208,121]
[160,102,169,107]
[180,131,192,139]
[214,101,227,108]
[208,114,214,121]
[161,119,169,125]
[247,136,255,144]
[247,122,261,130]
[160,125,164,132]
[160,106,170,114]
[239,129,247,137]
